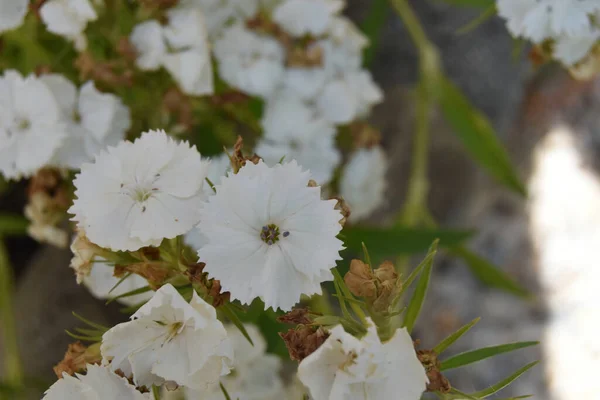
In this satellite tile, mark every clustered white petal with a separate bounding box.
[83,262,153,307]
[496,0,600,66]
[130,4,214,95]
[273,0,344,37]
[69,129,210,251]
[298,320,428,400]
[43,364,148,400]
[340,147,388,222]
[0,0,28,34]
[197,160,344,311]
[40,0,98,51]
[101,284,234,390]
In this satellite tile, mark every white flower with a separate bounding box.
[298,321,428,400]
[40,0,98,51]
[0,0,28,34]
[40,75,131,169]
[273,0,344,37]
[214,24,285,98]
[189,0,260,37]
[554,31,600,66]
[197,160,344,311]
[340,147,387,222]
[101,284,233,390]
[43,364,148,400]
[255,92,340,184]
[496,0,600,42]
[83,263,153,307]
[0,70,66,180]
[69,130,209,251]
[317,70,383,125]
[130,6,214,95]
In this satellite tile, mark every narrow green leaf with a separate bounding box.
[361,0,389,66]
[433,317,480,355]
[343,226,472,258]
[396,240,439,300]
[440,341,539,371]
[469,361,539,398]
[451,246,531,299]
[449,388,479,400]
[105,285,152,304]
[456,4,496,35]
[107,272,132,295]
[64,331,103,342]
[220,382,232,400]
[0,214,28,236]
[361,242,372,267]
[75,327,105,337]
[494,396,533,400]
[220,303,254,346]
[437,77,526,196]
[152,385,161,400]
[403,241,438,332]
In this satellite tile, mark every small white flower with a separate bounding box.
[191,0,260,37]
[69,130,209,251]
[340,147,387,222]
[197,160,344,311]
[101,284,233,390]
[0,70,66,180]
[256,92,340,184]
[554,31,600,66]
[130,20,166,71]
[298,321,428,400]
[273,0,344,37]
[0,0,28,34]
[43,364,148,400]
[41,75,131,169]
[83,263,153,307]
[214,24,285,98]
[40,0,98,51]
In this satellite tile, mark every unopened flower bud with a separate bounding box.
[70,229,100,283]
[344,259,376,298]
[417,349,451,393]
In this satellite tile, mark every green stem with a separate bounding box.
[0,239,22,386]
[332,268,367,324]
[389,0,430,50]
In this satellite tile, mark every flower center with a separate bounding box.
[260,224,289,245]
[165,321,184,343]
[7,117,31,137]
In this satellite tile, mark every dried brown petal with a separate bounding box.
[280,326,329,362]
[277,308,313,325]
[53,342,101,378]
[344,259,376,298]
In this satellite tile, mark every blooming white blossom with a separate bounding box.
[40,75,131,169]
[340,147,387,222]
[83,263,154,307]
[214,24,285,98]
[39,0,98,51]
[43,364,148,400]
[197,160,344,311]
[255,92,340,184]
[191,0,261,37]
[273,0,344,37]
[298,321,428,400]
[130,6,213,95]
[0,0,28,34]
[101,284,233,390]
[0,70,66,180]
[554,32,600,66]
[69,130,209,251]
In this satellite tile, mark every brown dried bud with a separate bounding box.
[118,262,172,288]
[116,37,139,63]
[417,349,451,393]
[350,121,382,149]
[344,259,376,298]
[332,196,351,227]
[278,308,313,325]
[280,326,329,362]
[75,52,133,88]
[287,44,324,67]
[185,262,207,284]
[307,179,318,187]
[208,279,230,308]
[230,136,260,173]
[53,342,101,378]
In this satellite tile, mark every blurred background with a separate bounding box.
[2,1,599,399]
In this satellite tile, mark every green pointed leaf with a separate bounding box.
[105,286,152,305]
[342,226,472,258]
[469,361,539,398]
[72,312,109,331]
[220,382,233,400]
[451,246,531,299]
[64,330,103,342]
[456,4,496,35]
[0,213,28,236]
[361,0,389,66]
[440,341,539,371]
[220,303,254,346]
[403,241,438,332]
[107,272,132,295]
[433,317,480,355]
[437,77,526,196]
[396,240,439,300]
[152,385,162,400]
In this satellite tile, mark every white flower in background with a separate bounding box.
[69,130,209,251]
[40,75,131,169]
[554,31,600,66]
[0,70,66,180]
[273,0,344,37]
[197,160,343,311]
[317,70,383,125]
[101,284,233,390]
[43,364,148,400]
[39,0,98,51]
[177,324,285,400]
[496,0,600,43]
[130,6,213,95]
[255,92,340,184]
[83,262,153,307]
[191,0,260,37]
[0,0,28,34]
[298,321,428,400]
[214,24,285,98]
[340,147,387,222]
